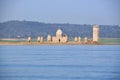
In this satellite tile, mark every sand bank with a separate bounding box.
[0,41,120,45]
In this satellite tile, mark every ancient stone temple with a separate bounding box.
[93,25,99,42]
[48,28,68,43]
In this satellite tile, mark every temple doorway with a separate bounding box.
[59,39,60,42]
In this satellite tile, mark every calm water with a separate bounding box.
[0,45,120,80]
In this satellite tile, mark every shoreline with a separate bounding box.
[0,42,120,46]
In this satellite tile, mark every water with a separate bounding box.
[0,45,120,80]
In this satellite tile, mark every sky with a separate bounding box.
[0,0,120,25]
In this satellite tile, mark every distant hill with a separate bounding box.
[0,20,120,38]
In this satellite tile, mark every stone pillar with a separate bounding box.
[40,36,43,42]
[37,37,41,42]
[74,37,78,42]
[47,34,52,42]
[78,36,81,42]
[28,37,31,43]
[93,25,99,42]
[84,37,88,44]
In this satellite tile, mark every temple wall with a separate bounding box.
[52,37,67,43]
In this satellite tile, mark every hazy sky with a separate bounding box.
[0,0,120,25]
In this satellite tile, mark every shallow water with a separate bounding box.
[0,45,120,80]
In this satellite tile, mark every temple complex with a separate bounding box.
[28,25,99,44]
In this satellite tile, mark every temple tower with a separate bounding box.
[93,25,99,42]
[56,28,62,37]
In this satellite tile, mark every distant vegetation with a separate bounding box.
[0,20,120,38]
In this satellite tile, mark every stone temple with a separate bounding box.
[47,28,68,43]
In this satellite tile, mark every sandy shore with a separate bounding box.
[0,42,120,45]
[0,42,82,45]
